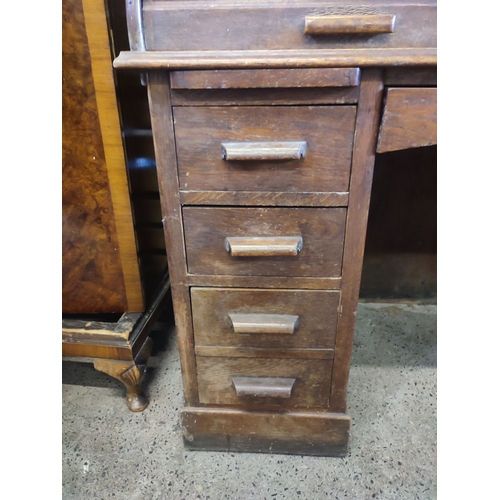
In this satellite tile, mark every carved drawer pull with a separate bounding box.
[232,376,296,398]
[221,141,307,161]
[225,236,303,257]
[228,313,299,335]
[304,13,396,35]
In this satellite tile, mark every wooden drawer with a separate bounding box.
[196,356,332,408]
[377,87,437,153]
[191,288,339,349]
[173,106,356,194]
[143,2,436,52]
[183,207,347,277]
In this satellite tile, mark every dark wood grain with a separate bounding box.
[181,407,350,456]
[377,87,437,153]
[170,68,360,89]
[191,287,340,349]
[183,207,346,278]
[173,105,356,193]
[196,356,332,408]
[330,68,385,413]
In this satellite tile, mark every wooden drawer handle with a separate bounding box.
[225,236,303,257]
[228,313,299,335]
[221,141,307,161]
[232,376,296,398]
[304,14,396,35]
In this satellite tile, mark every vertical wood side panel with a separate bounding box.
[146,71,199,404]
[81,0,144,312]
[330,68,385,412]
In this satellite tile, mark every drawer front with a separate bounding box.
[173,106,356,193]
[183,207,346,277]
[196,356,332,408]
[191,287,340,349]
[377,87,437,153]
[143,3,436,52]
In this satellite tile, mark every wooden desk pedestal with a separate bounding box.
[114,0,437,455]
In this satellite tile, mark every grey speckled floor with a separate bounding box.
[62,302,436,500]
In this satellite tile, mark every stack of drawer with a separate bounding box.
[172,89,357,411]
[141,66,368,454]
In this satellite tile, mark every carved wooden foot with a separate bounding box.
[94,337,153,412]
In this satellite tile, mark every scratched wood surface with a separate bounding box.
[173,105,356,193]
[183,207,347,278]
[142,1,436,52]
[191,287,340,349]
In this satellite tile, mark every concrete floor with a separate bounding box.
[62,302,436,499]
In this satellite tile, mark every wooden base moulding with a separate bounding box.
[181,408,350,456]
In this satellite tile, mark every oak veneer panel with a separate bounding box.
[191,288,340,349]
[181,408,350,456]
[196,356,332,409]
[183,207,346,278]
[377,87,437,153]
[173,106,356,193]
[142,2,436,52]
[170,68,360,89]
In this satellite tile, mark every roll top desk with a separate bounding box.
[114,0,437,455]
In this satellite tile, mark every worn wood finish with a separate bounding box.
[195,346,334,360]
[118,0,437,455]
[63,272,170,364]
[330,68,385,413]
[173,106,356,193]
[171,87,360,106]
[183,207,347,277]
[304,13,396,35]
[114,48,437,70]
[191,287,339,349]
[196,356,332,408]
[179,190,349,207]
[94,337,153,411]
[186,274,342,290]
[377,87,437,153]
[146,72,199,405]
[181,408,350,456]
[142,2,436,52]
[170,68,360,89]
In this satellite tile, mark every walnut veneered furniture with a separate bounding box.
[62,0,169,411]
[114,0,437,453]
